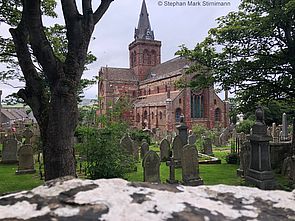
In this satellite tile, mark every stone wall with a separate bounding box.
[0,177,294,220]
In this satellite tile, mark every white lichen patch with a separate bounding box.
[31,179,95,197]
[0,201,50,219]
[53,206,80,217]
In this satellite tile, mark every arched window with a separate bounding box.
[136,113,140,122]
[159,111,163,120]
[152,112,154,120]
[133,51,137,65]
[175,108,182,122]
[143,110,148,120]
[165,85,168,92]
[157,86,160,93]
[143,49,149,64]
[148,88,151,95]
[147,53,151,65]
[215,108,221,122]
[191,93,204,118]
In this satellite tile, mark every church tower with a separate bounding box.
[129,0,161,81]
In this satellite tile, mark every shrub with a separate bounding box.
[129,129,151,144]
[236,119,255,134]
[77,123,136,179]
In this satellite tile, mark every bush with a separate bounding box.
[129,129,151,144]
[226,152,239,164]
[77,123,136,179]
[236,119,255,134]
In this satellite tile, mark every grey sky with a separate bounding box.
[0,0,241,100]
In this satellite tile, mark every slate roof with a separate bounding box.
[1,108,28,120]
[142,57,191,84]
[135,0,154,40]
[134,90,181,107]
[100,67,138,82]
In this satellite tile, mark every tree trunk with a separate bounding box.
[42,87,78,180]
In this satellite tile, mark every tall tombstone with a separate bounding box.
[1,138,18,164]
[142,150,160,183]
[140,140,149,159]
[132,140,139,162]
[120,134,134,156]
[22,127,34,144]
[16,144,36,174]
[172,135,183,162]
[281,113,290,141]
[245,106,277,190]
[160,138,170,162]
[203,137,213,155]
[176,115,188,145]
[181,144,203,186]
[237,140,251,177]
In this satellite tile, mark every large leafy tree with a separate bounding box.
[2,0,113,180]
[177,0,295,105]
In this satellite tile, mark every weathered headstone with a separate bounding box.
[16,144,36,174]
[237,140,251,177]
[245,106,277,190]
[160,138,170,162]
[166,151,178,184]
[172,135,183,162]
[176,115,188,145]
[1,138,18,164]
[120,134,134,156]
[166,135,172,144]
[281,113,290,141]
[203,137,213,155]
[140,140,149,159]
[188,133,197,146]
[132,140,139,162]
[181,144,203,186]
[142,150,160,183]
[22,128,34,144]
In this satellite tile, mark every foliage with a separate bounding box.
[129,129,151,144]
[225,152,239,164]
[192,124,218,151]
[176,0,295,107]
[76,122,136,179]
[236,119,255,134]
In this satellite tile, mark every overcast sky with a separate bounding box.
[0,0,241,101]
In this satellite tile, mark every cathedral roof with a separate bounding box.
[100,67,138,82]
[134,0,154,40]
[142,57,191,84]
[134,90,182,107]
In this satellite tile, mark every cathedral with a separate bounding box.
[98,0,229,134]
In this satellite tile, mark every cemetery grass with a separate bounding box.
[0,164,43,195]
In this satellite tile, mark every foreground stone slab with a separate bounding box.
[0,177,294,220]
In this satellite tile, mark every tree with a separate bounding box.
[5,0,113,180]
[177,0,295,104]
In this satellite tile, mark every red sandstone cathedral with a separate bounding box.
[98,0,229,134]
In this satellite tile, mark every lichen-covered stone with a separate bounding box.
[0,177,294,220]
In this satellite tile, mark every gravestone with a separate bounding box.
[140,140,149,159]
[22,128,34,144]
[281,113,290,141]
[181,144,203,186]
[237,140,251,177]
[188,133,197,146]
[166,151,178,184]
[172,135,183,162]
[16,144,36,174]
[203,137,213,155]
[1,138,18,164]
[245,106,277,190]
[159,138,170,162]
[120,134,134,156]
[142,150,160,183]
[176,115,188,145]
[132,140,139,161]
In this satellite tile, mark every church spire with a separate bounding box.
[135,0,154,40]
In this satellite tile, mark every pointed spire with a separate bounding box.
[135,0,154,40]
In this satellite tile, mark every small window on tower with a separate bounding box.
[157,86,160,93]
[179,98,182,104]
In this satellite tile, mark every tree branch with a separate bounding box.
[23,0,58,84]
[61,0,80,25]
[82,0,93,17]
[93,0,113,24]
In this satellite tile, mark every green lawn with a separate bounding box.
[0,164,43,195]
